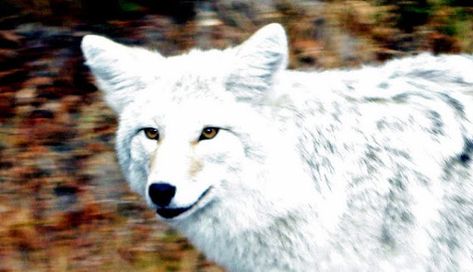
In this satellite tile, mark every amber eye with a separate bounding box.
[199,127,219,141]
[143,127,159,140]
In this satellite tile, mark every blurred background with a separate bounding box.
[0,0,472,271]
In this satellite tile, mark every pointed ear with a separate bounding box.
[81,35,162,113]
[226,23,288,100]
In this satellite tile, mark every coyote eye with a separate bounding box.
[199,127,219,141]
[143,127,160,140]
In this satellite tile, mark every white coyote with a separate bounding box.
[82,24,473,271]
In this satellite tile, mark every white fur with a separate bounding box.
[82,24,473,271]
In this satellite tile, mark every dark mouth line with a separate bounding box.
[156,186,212,219]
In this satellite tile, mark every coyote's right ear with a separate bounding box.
[81,35,163,113]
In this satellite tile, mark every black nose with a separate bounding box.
[148,183,176,207]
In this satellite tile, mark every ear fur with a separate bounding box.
[81,35,162,113]
[227,23,288,100]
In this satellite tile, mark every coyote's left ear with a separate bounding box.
[227,23,288,100]
[81,35,163,113]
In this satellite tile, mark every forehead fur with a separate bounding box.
[165,48,234,76]
[139,48,235,101]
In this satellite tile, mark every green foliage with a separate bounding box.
[380,0,433,32]
[118,0,143,12]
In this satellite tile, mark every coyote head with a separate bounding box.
[81,24,311,229]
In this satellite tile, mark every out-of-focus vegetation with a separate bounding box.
[0,1,472,271]
[1,0,472,64]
